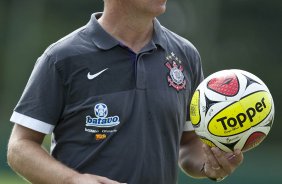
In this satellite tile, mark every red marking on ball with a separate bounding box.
[242,132,266,152]
[207,72,239,96]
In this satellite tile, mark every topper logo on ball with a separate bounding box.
[208,91,272,137]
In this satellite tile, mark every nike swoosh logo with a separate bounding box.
[87,68,108,80]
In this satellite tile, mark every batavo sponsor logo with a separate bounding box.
[208,91,272,137]
[86,116,119,127]
[85,103,120,128]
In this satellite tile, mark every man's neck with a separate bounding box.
[98,5,154,53]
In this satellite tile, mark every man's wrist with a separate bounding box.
[200,163,227,182]
[64,172,81,184]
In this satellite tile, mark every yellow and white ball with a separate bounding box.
[190,69,274,152]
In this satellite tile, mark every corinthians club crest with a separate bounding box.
[165,52,186,91]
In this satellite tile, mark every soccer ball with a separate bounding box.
[190,69,274,152]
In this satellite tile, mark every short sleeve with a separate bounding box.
[10,53,65,134]
[184,49,204,131]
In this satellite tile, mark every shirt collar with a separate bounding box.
[152,18,167,49]
[85,13,119,50]
[85,13,167,50]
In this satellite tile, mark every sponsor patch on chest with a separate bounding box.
[85,103,120,140]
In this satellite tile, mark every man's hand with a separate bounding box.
[179,131,243,180]
[69,173,127,184]
[202,144,244,181]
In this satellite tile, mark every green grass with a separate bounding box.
[0,172,29,184]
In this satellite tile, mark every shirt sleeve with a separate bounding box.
[184,48,204,131]
[10,53,65,134]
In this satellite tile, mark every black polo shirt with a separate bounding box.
[11,13,204,184]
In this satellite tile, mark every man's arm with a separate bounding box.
[7,124,124,184]
[179,131,244,181]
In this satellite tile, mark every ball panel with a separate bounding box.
[196,131,233,152]
[190,90,201,127]
[208,101,251,137]
[213,134,242,145]
[200,138,216,147]
[243,82,269,96]
[239,91,273,127]
[204,101,233,124]
[241,132,266,152]
[207,71,239,97]
[237,69,267,88]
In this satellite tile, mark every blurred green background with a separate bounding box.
[1,0,281,183]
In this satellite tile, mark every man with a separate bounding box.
[7,0,243,183]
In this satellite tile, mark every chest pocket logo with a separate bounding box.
[165,52,186,91]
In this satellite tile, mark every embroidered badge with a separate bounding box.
[165,52,186,91]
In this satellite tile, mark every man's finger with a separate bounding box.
[229,149,244,165]
[211,147,233,175]
[203,144,221,170]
